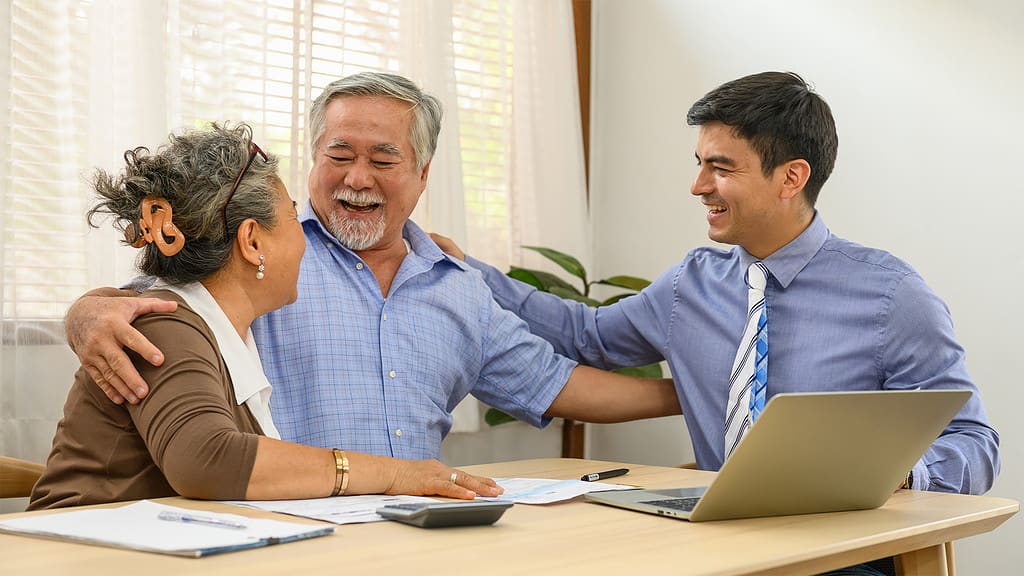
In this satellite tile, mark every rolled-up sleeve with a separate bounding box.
[471,290,578,429]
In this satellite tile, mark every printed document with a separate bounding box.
[227,478,632,524]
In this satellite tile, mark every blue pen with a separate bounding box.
[158,510,248,530]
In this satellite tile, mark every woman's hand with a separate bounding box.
[385,459,504,500]
[245,443,505,502]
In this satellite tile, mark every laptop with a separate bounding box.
[584,389,970,522]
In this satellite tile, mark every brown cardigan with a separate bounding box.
[29,290,263,510]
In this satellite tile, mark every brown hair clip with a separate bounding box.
[124,196,185,256]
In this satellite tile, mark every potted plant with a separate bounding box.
[485,246,663,426]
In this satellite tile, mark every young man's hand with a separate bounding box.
[429,233,466,261]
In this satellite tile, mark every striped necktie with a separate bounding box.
[724,262,769,458]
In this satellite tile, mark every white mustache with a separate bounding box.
[333,189,384,206]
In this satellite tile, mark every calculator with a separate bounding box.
[376,501,513,528]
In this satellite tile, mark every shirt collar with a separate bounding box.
[300,200,471,272]
[153,281,281,439]
[736,211,828,289]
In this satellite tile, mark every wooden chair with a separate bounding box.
[0,456,45,499]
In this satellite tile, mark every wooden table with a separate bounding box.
[0,458,1016,575]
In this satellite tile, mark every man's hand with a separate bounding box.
[429,233,466,261]
[64,290,177,405]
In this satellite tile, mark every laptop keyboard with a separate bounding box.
[640,497,701,512]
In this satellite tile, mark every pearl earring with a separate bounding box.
[256,255,265,280]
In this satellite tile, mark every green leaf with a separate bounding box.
[484,408,518,426]
[613,363,664,378]
[600,293,635,306]
[549,286,601,307]
[523,246,587,283]
[507,268,545,290]
[509,267,581,295]
[596,275,651,291]
[490,245,663,427]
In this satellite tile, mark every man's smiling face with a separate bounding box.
[308,95,429,252]
[690,122,791,258]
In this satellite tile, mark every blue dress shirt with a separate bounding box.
[253,203,576,460]
[468,213,999,494]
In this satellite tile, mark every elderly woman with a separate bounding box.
[29,123,500,509]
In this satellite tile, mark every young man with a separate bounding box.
[438,71,999,576]
[444,71,998,494]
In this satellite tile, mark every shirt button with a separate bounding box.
[355,262,364,270]
[382,312,388,321]
[395,429,402,437]
[388,370,396,378]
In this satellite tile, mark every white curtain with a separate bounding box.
[0,0,588,481]
[452,0,590,431]
[509,0,590,268]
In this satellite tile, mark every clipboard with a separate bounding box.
[0,500,333,557]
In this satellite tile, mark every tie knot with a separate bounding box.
[747,262,767,291]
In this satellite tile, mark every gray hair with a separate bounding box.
[309,72,443,172]
[87,122,280,285]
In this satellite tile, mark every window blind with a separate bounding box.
[172,0,515,267]
[1,0,517,322]
[452,0,513,267]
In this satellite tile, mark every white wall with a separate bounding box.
[442,420,562,466]
[0,344,77,513]
[587,0,1023,572]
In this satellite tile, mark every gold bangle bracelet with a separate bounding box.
[340,449,350,495]
[331,449,349,496]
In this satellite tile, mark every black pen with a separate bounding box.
[580,467,629,482]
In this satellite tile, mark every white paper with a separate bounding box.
[225,478,634,524]
[0,500,332,557]
[226,494,438,525]
[486,478,634,504]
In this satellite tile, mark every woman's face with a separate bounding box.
[262,179,305,309]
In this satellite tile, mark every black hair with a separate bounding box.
[686,71,838,206]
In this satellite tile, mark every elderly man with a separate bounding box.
[66,72,680,461]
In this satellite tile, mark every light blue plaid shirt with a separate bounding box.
[252,203,576,460]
